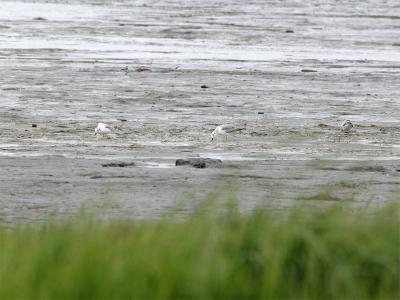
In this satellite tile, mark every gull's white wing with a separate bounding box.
[95,123,112,133]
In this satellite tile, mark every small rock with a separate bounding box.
[136,66,151,72]
[257,112,264,115]
[318,123,329,128]
[33,17,47,21]
[285,29,294,33]
[32,124,37,128]
[200,85,209,89]
[192,161,206,168]
[102,162,136,168]
[301,69,317,73]
[175,159,189,166]
[175,158,222,168]
[118,118,127,122]
[347,165,386,173]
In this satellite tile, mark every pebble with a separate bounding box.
[175,158,222,168]
[102,162,136,168]
[136,66,151,72]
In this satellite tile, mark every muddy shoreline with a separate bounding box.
[0,0,399,223]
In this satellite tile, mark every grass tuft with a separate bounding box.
[0,201,399,299]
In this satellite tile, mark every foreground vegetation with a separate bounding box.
[0,200,399,299]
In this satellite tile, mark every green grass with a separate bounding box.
[0,201,399,299]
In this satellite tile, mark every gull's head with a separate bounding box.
[341,120,354,133]
[342,120,353,127]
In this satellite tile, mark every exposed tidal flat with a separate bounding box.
[0,0,399,222]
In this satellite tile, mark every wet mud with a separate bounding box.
[0,0,399,223]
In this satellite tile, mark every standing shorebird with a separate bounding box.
[210,124,242,142]
[341,120,353,133]
[94,122,112,135]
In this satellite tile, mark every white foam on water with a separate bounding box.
[0,143,22,148]
[140,162,175,169]
[0,151,53,158]
[198,152,260,161]
[1,36,400,63]
[137,140,192,147]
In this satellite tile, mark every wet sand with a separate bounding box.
[0,0,399,223]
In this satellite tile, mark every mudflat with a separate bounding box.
[0,0,399,223]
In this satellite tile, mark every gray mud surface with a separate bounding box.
[0,0,399,223]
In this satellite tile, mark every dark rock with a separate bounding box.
[347,165,386,173]
[118,118,127,122]
[318,123,329,128]
[91,175,134,179]
[136,66,151,72]
[192,161,206,168]
[102,162,136,168]
[257,112,264,114]
[175,159,190,166]
[32,124,37,128]
[175,158,222,168]
[33,17,47,21]
[301,69,317,73]
[285,29,294,33]
[318,167,341,171]
[200,85,209,88]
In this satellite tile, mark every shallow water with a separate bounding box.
[0,0,399,223]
